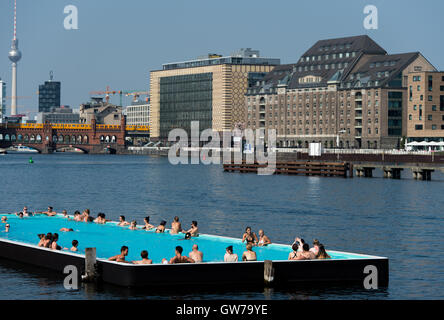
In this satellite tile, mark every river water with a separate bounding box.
[0,153,442,299]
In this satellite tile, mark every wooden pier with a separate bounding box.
[223,161,351,178]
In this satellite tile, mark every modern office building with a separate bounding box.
[0,79,6,122]
[79,97,123,125]
[36,106,79,124]
[406,71,444,142]
[38,73,61,112]
[149,49,280,141]
[126,101,150,126]
[245,35,436,149]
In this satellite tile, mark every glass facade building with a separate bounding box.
[38,81,61,112]
[159,73,213,138]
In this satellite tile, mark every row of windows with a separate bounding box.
[300,51,357,63]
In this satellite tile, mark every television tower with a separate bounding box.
[8,0,22,116]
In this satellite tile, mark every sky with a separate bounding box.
[0,0,443,117]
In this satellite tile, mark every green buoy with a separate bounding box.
[29,157,34,164]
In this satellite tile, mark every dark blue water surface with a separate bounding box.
[0,154,443,299]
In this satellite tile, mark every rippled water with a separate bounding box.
[0,153,443,299]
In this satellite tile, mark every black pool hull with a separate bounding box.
[0,238,388,288]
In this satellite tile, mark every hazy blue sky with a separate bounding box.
[0,0,443,115]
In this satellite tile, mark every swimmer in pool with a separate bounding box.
[117,215,130,226]
[182,220,199,237]
[257,229,271,246]
[51,233,62,250]
[42,206,57,217]
[60,228,74,232]
[224,245,238,262]
[108,246,130,263]
[70,240,79,252]
[61,210,68,218]
[288,243,302,260]
[169,246,195,264]
[82,209,93,222]
[170,216,182,234]
[1,216,6,223]
[242,227,258,246]
[189,244,203,263]
[310,239,320,256]
[156,220,166,233]
[4,224,10,233]
[242,243,257,261]
[133,250,153,264]
[73,211,82,222]
[142,216,155,230]
[300,243,316,260]
[129,220,138,230]
[316,244,331,260]
[37,234,45,247]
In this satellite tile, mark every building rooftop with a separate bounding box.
[161,49,280,71]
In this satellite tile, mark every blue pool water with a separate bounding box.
[0,214,372,263]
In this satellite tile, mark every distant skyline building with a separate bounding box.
[246,35,436,149]
[8,0,22,116]
[38,71,61,112]
[125,100,150,126]
[150,49,280,141]
[36,106,79,124]
[0,79,6,122]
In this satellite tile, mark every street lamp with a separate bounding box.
[336,129,346,148]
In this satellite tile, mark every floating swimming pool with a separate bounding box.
[0,214,389,287]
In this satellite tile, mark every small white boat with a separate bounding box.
[7,146,38,154]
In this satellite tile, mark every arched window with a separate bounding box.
[11,134,16,141]
[64,135,70,144]
[111,135,116,143]
[100,135,105,143]
[77,135,82,144]
[5,134,10,141]
[53,135,58,142]
[36,135,42,143]
[105,136,110,143]
[0,134,3,140]
[30,135,35,142]
[83,135,88,144]
[71,135,76,144]
[17,134,23,142]
[46,136,49,141]
[58,135,63,143]
[24,134,29,142]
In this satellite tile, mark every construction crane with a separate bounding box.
[125,91,149,103]
[89,87,149,105]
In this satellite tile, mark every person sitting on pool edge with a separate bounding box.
[224,245,238,262]
[142,216,155,230]
[189,244,203,262]
[108,246,130,263]
[168,246,195,264]
[170,216,182,234]
[257,229,271,246]
[242,227,258,246]
[156,220,166,233]
[117,215,130,226]
[133,250,153,264]
[182,220,199,237]
[242,243,257,261]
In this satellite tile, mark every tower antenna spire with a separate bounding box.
[8,0,22,116]
[13,0,17,40]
